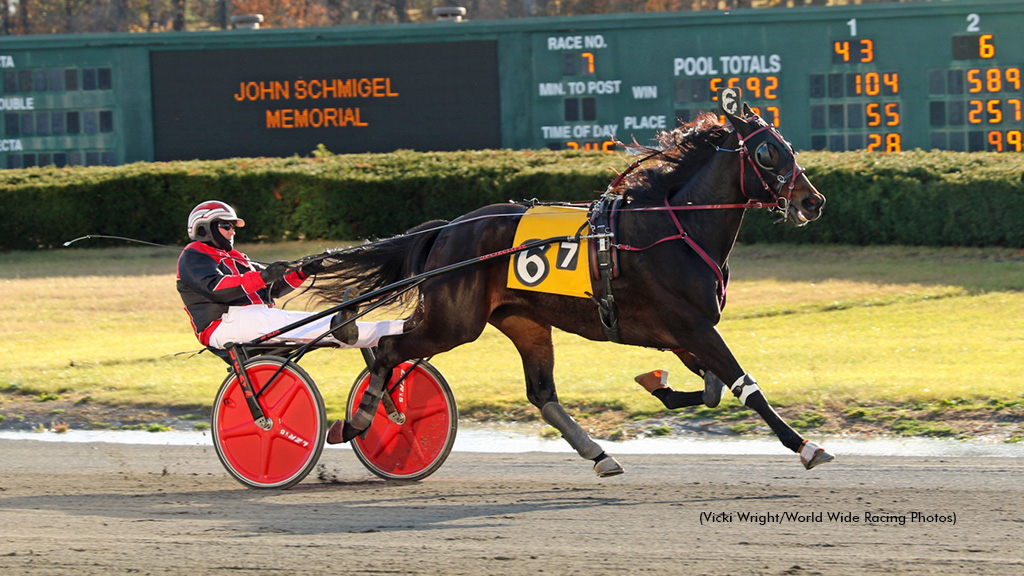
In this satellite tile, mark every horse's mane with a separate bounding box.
[618,112,731,205]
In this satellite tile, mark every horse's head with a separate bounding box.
[725,104,825,225]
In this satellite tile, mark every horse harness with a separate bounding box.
[584,114,804,344]
[586,194,623,343]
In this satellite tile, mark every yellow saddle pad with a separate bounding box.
[507,205,591,298]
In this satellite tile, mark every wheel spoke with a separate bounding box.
[399,426,429,467]
[217,418,265,440]
[257,433,273,481]
[276,420,316,449]
[401,402,447,423]
[263,378,302,418]
[366,422,401,460]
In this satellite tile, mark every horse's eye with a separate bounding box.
[754,142,780,170]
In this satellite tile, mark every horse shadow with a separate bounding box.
[0,476,799,536]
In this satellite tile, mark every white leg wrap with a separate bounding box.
[729,374,761,405]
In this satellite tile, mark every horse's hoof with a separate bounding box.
[326,419,366,444]
[634,370,668,393]
[799,440,835,470]
[325,420,347,444]
[594,455,624,477]
[703,370,725,408]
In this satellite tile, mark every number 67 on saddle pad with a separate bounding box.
[507,205,593,298]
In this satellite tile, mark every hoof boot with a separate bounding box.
[799,440,835,470]
[593,455,624,478]
[326,419,367,444]
[634,370,668,394]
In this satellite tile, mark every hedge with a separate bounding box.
[739,150,1024,247]
[1,148,1022,250]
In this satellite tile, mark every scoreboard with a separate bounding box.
[1,0,1023,170]
[527,0,1024,153]
[149,42,501,160]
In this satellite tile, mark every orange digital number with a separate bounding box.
[853,73,898,96]
[865,72,880,96]
[986,100,1003,124]
[581,52,595,74]
[746,106,780,127]
[967,69,982,93]
[866,103,882,127]
[1008,131,1023,152]
[968,100,983,124]
[986,68,1002,92]
[1009,99,1022,122]
[988,131,1003,152]
[709,76,779,100]
[885,103,900,126]
[833,41,850,63]
[867,134,900,152]
[1007,68,1021,91]
[567,140,616,152]
[867,134,882,151]
[886,134,901,152]
[834,40,873,64]
[746,76,762,99]
[859,39,874,63]
[979,34,995,59]
[883,73,899,94]
[862,103,900,127]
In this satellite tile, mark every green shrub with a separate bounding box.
[2,149,1021,250]
[739,150,1024,247]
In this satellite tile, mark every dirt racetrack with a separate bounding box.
[1,439,1022,575]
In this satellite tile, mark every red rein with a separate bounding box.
[606,124,801,309]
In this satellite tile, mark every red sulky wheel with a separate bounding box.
[347,360,457,481]
[212,356,326,489]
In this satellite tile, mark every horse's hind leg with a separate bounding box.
[491,312,623,478]
[637,350,725,409]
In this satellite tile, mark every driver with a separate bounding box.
[176,200,406,350]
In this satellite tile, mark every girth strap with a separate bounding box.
[588,195,622,343]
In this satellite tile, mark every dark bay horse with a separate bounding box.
[315,104,832,476]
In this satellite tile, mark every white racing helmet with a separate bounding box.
[187,200,246,241]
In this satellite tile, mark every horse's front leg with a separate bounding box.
[686,325,835,470]
[492,313,623,478]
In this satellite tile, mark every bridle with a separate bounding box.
[718,114,805,212]
[605,112,806,309]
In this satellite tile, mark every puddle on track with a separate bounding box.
[2,423,1023,458]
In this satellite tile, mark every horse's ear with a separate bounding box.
[723,105,747,132]
[742,102,753,116]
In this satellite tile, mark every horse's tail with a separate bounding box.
[311,220,448,305]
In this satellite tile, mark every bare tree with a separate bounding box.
[0,0,9,35]
[173,0,185,30]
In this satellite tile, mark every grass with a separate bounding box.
[1,241,1023,435]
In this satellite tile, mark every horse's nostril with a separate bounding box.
[802,196,823,212]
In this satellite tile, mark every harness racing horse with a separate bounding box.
[315,104,832,476]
